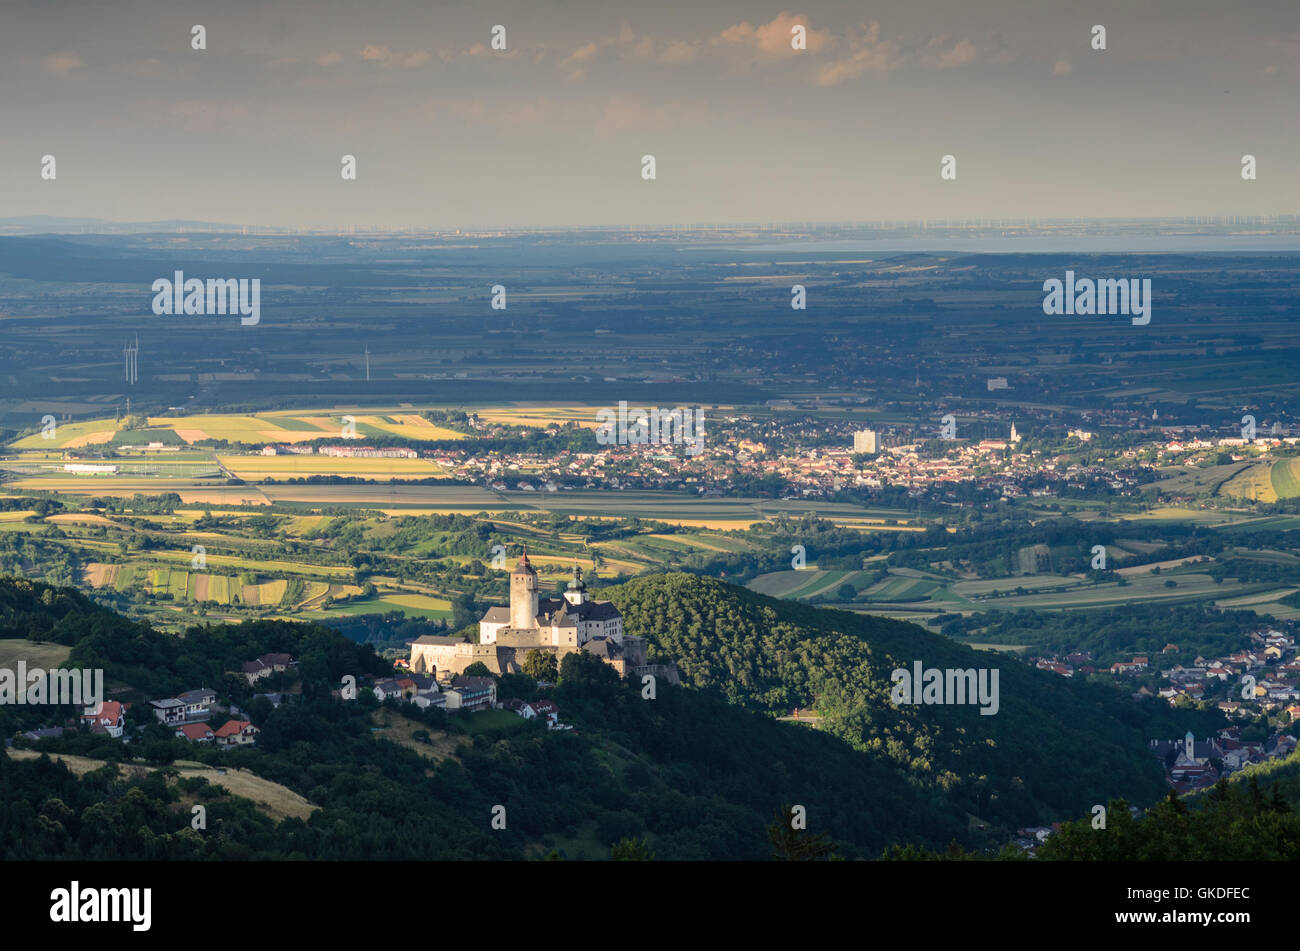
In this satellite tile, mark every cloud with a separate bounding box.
[1053,58,1072,75]
[560,25,699,80]
[921,37,978,69]
[659,40,698,65]
[814,23,902,86]
[359,45,430,68]
[713,12,831,56]
[316,51,343,67]
[557,19,993,87]
[41,51,83,77]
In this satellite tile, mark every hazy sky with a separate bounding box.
[1,0,1296,228]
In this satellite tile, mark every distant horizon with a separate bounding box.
[2,213,1298,238]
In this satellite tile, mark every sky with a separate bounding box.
[0,0,1296,229]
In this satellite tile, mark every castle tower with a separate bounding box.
[510,548,539,629]
[564,565,588,606]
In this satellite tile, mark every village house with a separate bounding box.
[81,700,126,738]
[240,653,295,685]
[21,726,66,742]
[503,697,570,730]
[149,688,214,725]
[176,723,214,743]
[213,720,259,748]
[372,674,442,708]
[443,676,496,713]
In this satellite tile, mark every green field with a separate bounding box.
[0,638,72,670]
[1272,458,1300,500]
[323,593,453,620]
[751,562,1291,622]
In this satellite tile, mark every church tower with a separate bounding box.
[510,548,539,629]
[564,565,588,606]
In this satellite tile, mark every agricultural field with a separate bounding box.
[750,560,1296,623]
[218,454,443,480]
[82,562,364,610]
[1146,462,1251,499]
[466,403,616,429]
[9,419,121,450]
[322,593,453,620]
[1220,461,1279,502]
[1215,458,1300,503]
[1122,507,1265,528]
[7,408,468,450]
[1271,457,1300,500]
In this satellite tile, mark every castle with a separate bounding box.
[410,550,668,682]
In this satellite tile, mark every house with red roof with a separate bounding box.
[81,700,126,738]
[213,720,260,748]
[176,723,215,742]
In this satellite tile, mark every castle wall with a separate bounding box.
[411,642,500,678]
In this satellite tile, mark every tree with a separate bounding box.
[497,672,536,701]
[611,836,655,861]
[766,805,838,861]
[141,741,175,766]
[522,650,558,682]
[462,661,493,679]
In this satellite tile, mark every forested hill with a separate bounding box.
[0,573,1185,856]
[606,573,1177,828]
[0,575,965,858]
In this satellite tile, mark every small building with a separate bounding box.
[80,700,126,738]
[150,688,215,725]
[445,676,496,713]
[149,698,187,725]
[213,720,259,748]
[176,723,215,743]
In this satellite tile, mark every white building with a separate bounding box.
[852,429,879,454]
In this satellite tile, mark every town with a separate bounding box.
[1032,626,1300,794]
